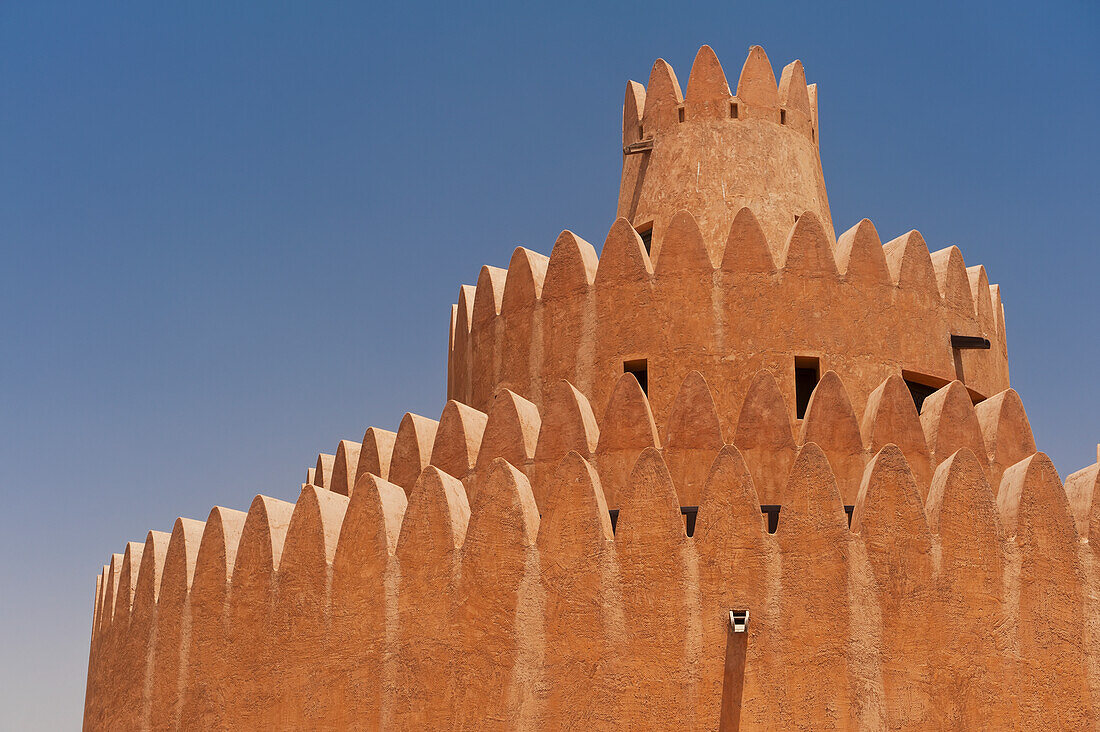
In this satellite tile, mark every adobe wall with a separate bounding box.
[448,207,1010,434]
[84,371,1100,730]
[618,46,833,256]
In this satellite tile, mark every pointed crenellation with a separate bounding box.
[1065,462,1100,543]
[662,370,724,506]
[694,446,772,727]
[595,217,653,287]
[773,443,853,727]
[736,45,780,120]
[779,210,837,275]
[595,372,661,509]
[850,445,935,730]
[532,380,600,513]
[734,369,797,505]
[470,264,509,408]
[315,453,335,490]
[777,59,812,136]
[923,448,1012,727]
[455,459,541,726]
[883,230,939,300]
[117,530,169,730]
[623,80,646,146]
[997,453,1094,727]
[835,218,890,288]
[471,388,541,505]
[542,230,599,301]
[654,209,716,275]
[966,265,997,336]
[990,283,1006,341]
[356,426,397,483]
[920,380,989,478]
[798,370,866,504]
[224,495,295,728]
[179,506,246,727]
[472,264,508,326]
[615,448,694,725]
[861,374,933,493]
[148,517,205,731]
[330,439,361,496]
[393,466,470,727]
[501,246,549,313]
[930,245,975,316]
[451,283,476,403]
[975,388,1037,490]
[275,485,350,727]
[430,400,488,485]
[388,412,440,494]
[720,207,776,276]
[537,451,619,728]
[641,58,684,133]
[684,44,731,121]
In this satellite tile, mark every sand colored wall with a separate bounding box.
[85,371,1100,730]
[448,207,1010,435]
[618,46,832,256]
[82,43,1094,731]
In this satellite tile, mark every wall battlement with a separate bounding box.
[83,42,1099,730]
[85,370,1100,729]
[449,207,1010,429]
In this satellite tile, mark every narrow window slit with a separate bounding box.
[761,505,781,534]
[794,356,820,419]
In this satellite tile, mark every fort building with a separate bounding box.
[83,45,1100,730]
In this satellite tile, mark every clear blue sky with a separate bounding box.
[1,1,1096,727]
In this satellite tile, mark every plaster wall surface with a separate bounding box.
[82,43,1097,731]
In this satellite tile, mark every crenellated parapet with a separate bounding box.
[84,368,1099,729]
[619,45,830,252]
[448,207,1010,431]
[83,40,1098,731]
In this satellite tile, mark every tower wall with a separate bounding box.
[448,207,1010,434]
[84,371,1100,730]
[619,46,832,255]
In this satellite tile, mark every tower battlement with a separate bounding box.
[619,46,831,256]
[448,206,1010,430]
[83,43,1100,730]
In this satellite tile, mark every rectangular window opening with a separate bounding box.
[794,356,820,419]
[624,358,649,396]
[901,370,950,415]
[634,222,653,255]
[780,109,787,125]
[730,102,739,119]
[844,505,855,528]
[682,506,698,537]
[638,124,644,139]
[761,505,781,534]
[904,379,937,414]
[678,107,685,123]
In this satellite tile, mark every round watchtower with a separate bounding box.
[448,45,1009,430]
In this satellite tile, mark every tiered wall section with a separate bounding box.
[84,370,1100,730]
[448,208,1010,431]
[618,45,831,254]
